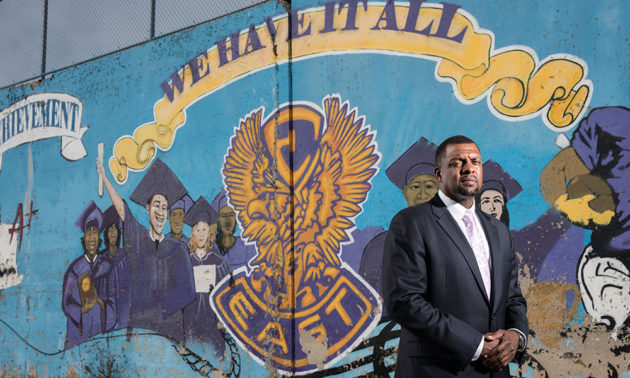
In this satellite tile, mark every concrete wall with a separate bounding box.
[0,1,628,376]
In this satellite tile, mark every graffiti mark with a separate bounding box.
[8,201,37,252]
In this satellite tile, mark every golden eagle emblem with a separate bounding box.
[212,95,381,374]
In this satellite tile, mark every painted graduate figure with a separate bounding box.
[168,194,193,246]
[97,157,195,343]
[359,137,439,305]
[476,160,584,282]
[100,205,131,329]
[62,201,116,348]
[182,196,229,355]
[541,107,630,331]
[211,189,256,273]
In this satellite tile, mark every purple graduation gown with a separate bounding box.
[214,236,257,272]
[343,226,385,272]
[571,108,630,254]
[62,254,116,348]
[168,233,189,247]
[512,209,585,282]
[183,250,229,355]
[123,202,195,342]
[101,248,131,329]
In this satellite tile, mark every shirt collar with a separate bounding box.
[149,231,164,243]
[84,254,98,264]
[438,190,476,220]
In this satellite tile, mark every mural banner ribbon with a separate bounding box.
[0,93,88,173]
[111,1,591,182]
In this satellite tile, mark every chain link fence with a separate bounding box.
[0,0,268,89]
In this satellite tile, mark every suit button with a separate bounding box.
[491,315,495,320]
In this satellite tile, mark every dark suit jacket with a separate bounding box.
[383,194,528,377]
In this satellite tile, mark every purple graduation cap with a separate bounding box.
[211,188,229,213]
[129,158,188,207]
[385,137,438,190]
[480,160,523,202]
[102,205,122,231]
[185,196,219,226]
[170,194,194,214]
[75,201,104,232]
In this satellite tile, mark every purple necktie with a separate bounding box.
[462,210,491,298]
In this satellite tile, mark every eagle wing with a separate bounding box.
[223,109,280,260]
[300,96,379,271]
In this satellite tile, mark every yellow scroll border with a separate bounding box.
[110,3,592,183]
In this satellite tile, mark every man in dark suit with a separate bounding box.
[383,135,528,377]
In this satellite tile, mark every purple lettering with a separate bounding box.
[265,16,278,45]
[243,24,265,55]
[403,0,432,35]
[371,0,399,31]
[216,31,241,67]
[340,0,368,31]
[159,70,186,103]
[188,51,211,86]
[432,2,467,43]
[291,9,312,39]
[319,2,336,33]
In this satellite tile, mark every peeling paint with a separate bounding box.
[299,328,328,370]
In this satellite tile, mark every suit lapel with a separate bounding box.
[431,196,490,306]
[476,208,503,313]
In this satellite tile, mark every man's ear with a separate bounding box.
[434,166,442,182]
[145,204,151,214]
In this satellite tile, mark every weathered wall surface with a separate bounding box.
[0,0,629,376]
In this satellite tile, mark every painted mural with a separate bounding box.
[1,0,629,376]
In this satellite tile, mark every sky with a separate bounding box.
[0,0,265,89]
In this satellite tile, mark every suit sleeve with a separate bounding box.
[382,210,484,369]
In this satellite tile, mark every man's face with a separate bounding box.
[403,174,438,207]
[145,194,168,235]
[84,226,100,256]
[169,208,185,234]
[219,205,236,235]
[479,189,504,220]
[435,143,483,202]
[107,224,119,246]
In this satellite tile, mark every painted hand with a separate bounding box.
[567,174,615,213]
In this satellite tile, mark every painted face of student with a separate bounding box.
[479,189,505,220]
[107,224,119,246]
[193,221,210,247]
[146,194,168,235]
[84,226,100,257]
[169,208,185,235]
[219,205,237,235]
[403,174,438,207]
